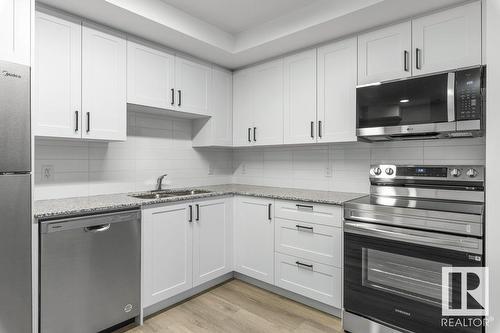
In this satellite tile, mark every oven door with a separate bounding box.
[344,221,484,333]
[356,72,456,140]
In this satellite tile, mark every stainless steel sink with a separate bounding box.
[130,189,212,200]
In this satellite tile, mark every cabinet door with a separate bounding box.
[233,196,274,284]
[127,41,175,109]
[317,38,357,143]
[412,2,481,75]
[34,11,82,139]
[0,0,30,65]
[143,203,193,307]
[232,69,254,147]
[193,198,232,286]
[82,23,126,141]
[175,56,210,116]
[358,21,412,84]
[283,49,317,144]
[252,59,284,146]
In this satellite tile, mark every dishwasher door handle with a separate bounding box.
[84,224,111,233]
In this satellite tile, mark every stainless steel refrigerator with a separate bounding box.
[0,60,32,333]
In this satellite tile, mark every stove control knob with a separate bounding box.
[371,167,382,176]
[450,168,462,177]
[466,168,478,178]
[385,168,394,175]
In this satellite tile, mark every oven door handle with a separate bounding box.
[344,221,482,254]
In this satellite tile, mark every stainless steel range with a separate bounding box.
[343,164,485,333]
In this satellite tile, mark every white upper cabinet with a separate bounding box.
[232,69,254,147]
[82,23,127,141]
[358,21,412,85]
[0,0,30,65]
[127,41,175,109]
[34,11,82,139]
[412,2,481,75]
[192,67,233,147]
[192,198,232,287]
[233,196,275,284]
[283,49,317,144]
[174,56,211,116]
[317,37,357,143]
[252,59,284,146]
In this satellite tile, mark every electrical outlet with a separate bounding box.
[208,164,214,175]
[241,163,247,175]
[41,165,54,182]
[325,165,332,178]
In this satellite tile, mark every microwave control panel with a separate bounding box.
[455,67,483,121]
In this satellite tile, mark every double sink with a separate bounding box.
[130,189,212,200]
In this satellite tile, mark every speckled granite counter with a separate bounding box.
[34,184,366,220]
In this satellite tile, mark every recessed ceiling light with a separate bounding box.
[400,99,410,103]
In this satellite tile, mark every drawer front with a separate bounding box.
[275,253,342,308]
[274,200,342,227]
[275,218,341,267]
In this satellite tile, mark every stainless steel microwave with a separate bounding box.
[356,66,485,141]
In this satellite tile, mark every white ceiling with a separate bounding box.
[159,0,317,34]
[37,0,467,69]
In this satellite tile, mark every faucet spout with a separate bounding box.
[155,174,168,191]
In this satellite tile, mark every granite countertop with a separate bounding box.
[34,184,366,220]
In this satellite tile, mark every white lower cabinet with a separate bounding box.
[233,196,275,284]
[142,197,232,308]
[192,198,233,286]
[275,253,342,308]
[142,202,193,307]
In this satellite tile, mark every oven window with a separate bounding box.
[362,248,450,306]
[356,73,449,128]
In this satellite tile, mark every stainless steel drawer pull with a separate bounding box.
[296,261,313,269]
[84,224,110,233]
[75,111,79,132]
[296,225,313,231]
[196,204,200,221]
[188,205,193,222]
[268,203,272,221]
[296,204,313,210]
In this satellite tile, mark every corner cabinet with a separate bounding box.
[34,10,127,141]
[233,59,284,147]
[0,0,31,65]
[233,196,275,284]
[192,67,233,147]
[142,197,232,308]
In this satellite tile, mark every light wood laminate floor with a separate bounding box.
[117,279,342,333]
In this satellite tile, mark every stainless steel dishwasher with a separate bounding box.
[40,210,141,333]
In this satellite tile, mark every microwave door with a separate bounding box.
[0,61,31,173]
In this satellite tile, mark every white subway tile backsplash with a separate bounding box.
[35,111,486,200]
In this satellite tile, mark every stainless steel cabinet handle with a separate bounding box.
[188,205,193,222]
[318,121,322,138]
[84,224,110,233]
[196,204,200,221]
[171,88,175,105]
[403,50,409,72]
[75,111,79,132]
[415,48,422,70]
[268,203,272,220]
[296,224,313,231]
[178,90,182,107]
[253,127,256,142]
[248,128,251,142]
[86,112,90,133]
[296,261,313,269]
[310,121,314,138]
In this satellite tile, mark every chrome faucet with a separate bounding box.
[155,174,168,191]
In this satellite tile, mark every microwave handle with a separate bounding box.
[447,72,455,122]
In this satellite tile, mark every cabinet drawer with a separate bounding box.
[275,218,341,267]
[275,253,342,308]
[274,200,342,227]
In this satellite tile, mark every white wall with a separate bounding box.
[485,0,499,331]
[34,111,233,200]
[233,138,486,194]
